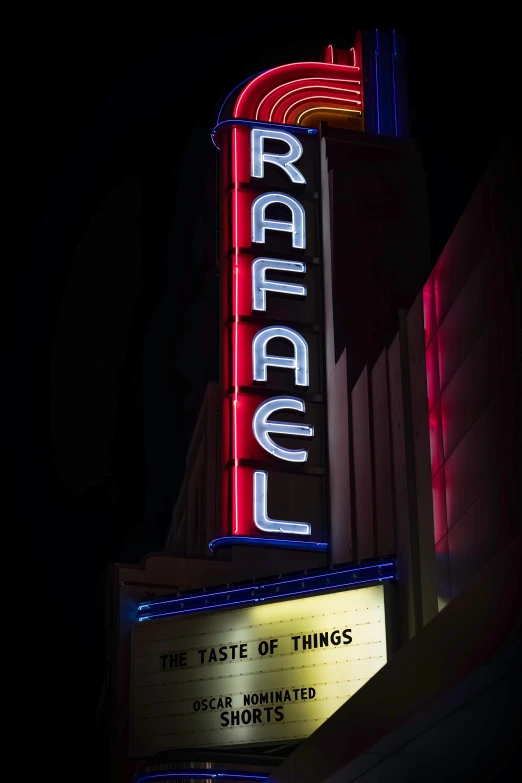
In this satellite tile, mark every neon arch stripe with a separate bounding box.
[255,77,361,122]
[296,106,362,125]
[282,94,362,125]
[269,84,361,123]
[233,61,361,127]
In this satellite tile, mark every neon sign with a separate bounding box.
[215,120,328,550]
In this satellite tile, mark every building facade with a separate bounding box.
[106,30,521,782]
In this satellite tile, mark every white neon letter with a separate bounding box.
[252,326,309,387]
[252,396,314,463]
[251,128,306,184]
[251,193,305,249]
[254,471,311,535]
[252,258,306,311]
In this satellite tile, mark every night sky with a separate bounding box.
[9,14,516,780]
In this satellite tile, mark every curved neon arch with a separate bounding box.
[232,60,362,128]
[256,78,361,122]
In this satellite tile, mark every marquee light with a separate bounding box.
[251,192,306,249]
[252,396,313,462]
[252,258,306,311]
[254,470,311,535]
[252,326,309,386]
[251,127,306,184]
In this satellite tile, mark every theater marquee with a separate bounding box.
[130,585,387,755]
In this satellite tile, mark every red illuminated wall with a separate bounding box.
[326,130,520,642]
[423,131,521,605]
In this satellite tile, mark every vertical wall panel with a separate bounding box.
[422,132,521,610]
[371,350,395,557]
[321,156,354,566]
[447,467,514,598]
[432,466,447,544]
[205,384,219,544]
[406,295,437,626]
[435,534,451,612]
[387,335,416,640]
[351,366,374,560]
[436,249,497,391]
[328,349,353,564]
[431,177,492,326]
[444,391,507,530]
[440,317,503,459]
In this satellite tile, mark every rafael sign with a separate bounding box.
[212,120,328,552]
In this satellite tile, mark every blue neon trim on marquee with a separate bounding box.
[137,597,258,622]
[137,575,395,622]
[135,774,266,781]
[138,559,394,611]
[212,119,317,150]
[258,574,395,604]
[136,559,396,621]
[208,535,327,553]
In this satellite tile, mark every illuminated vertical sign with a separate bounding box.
[214,120,328,551]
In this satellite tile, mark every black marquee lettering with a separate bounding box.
[258,640,269,656]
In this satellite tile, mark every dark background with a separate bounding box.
[8,13,516,780]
